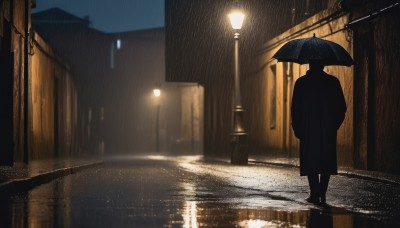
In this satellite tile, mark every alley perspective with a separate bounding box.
[1,0,400,227]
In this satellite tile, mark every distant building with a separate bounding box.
[105,29,204,154]
[33,8,203,155]
[32,7,110,156]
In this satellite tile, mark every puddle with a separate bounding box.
[176,200,398,228]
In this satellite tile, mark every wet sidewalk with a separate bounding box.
[0,158,103,192]
[2,155,399,192]
[1,155,399,226]
[248,155,400,186]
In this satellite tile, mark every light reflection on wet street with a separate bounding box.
[0,155,399,227]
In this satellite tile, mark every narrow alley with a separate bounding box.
[1,155,399,227]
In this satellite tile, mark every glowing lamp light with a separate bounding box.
[153,89,161,97]
[228,11,245,30]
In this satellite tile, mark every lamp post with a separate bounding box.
[228,10,248,164]
[153,88,161,152]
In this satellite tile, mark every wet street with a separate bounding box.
[1,155,399,227]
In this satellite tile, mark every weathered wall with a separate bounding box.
[247,6,354,167]
[1,0,75,163]
[203,78,233,157]
[352,1,400,173]
[30,34,55,159]
[30,33,78,159]
[372,8,400,173]
[1,2,84,164]
[32,9,110,156]
[4,0,29,163]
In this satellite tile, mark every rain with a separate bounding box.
[1,0,400,227]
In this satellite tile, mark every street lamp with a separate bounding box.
[153,88,161,152]
[229,10,248,165]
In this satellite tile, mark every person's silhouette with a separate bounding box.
[291,60,346,204]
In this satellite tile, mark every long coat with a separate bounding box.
[291,70,346,176]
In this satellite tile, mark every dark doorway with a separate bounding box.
[0,20,14,165]
[353,28,374,170]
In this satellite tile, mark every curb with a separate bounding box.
[0,161,103,193]
[248,160,400,186]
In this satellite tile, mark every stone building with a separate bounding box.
[0,0,79,165]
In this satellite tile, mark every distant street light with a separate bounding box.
[153,88,161,152]
[153,88,161,97]
[228,9,247,165]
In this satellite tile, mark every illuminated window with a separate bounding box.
[116,38,122,50]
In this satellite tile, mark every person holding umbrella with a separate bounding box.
[291,59,346,205]
[273,34,352,205]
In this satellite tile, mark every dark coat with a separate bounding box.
[291,70,346,176]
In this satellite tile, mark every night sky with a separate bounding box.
[33,0,165,33]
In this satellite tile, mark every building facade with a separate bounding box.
[250,0,400,173]
[32,7,110,157]
[0,0,80,165]
[31,33,79,159]
[249,5,354,167]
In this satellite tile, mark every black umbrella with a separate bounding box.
[272,34,354,66]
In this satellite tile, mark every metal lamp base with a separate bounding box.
[230,133,248,165]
